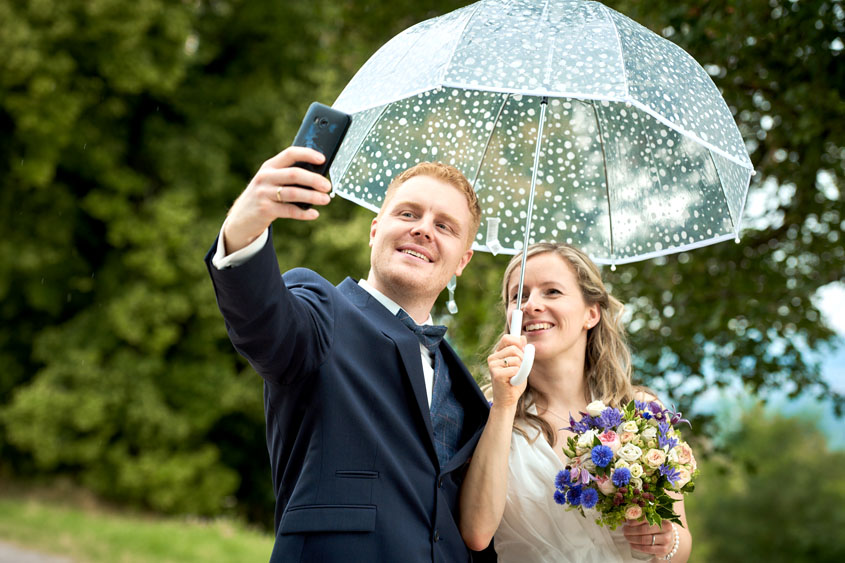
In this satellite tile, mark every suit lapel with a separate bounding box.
[338,279,436,446]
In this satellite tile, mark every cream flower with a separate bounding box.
[617,443,643,463]
[586,400,607,417]
[625,505,643,520]
[621,420,639,433]
[644,448,667,468]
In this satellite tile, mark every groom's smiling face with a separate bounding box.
[367,175,474,307]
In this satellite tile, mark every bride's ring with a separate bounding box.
[503,358,509,368]
[276,187,284,203]
[651,534,656,546]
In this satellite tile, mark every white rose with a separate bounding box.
[586,400,607,417]
[614,459,630,470]
[577,429,599,451]
[641,426,657,440]
[668,448,679,464]
[621,420,639,433]
[629,463,644,478]
[617,443,643,463]
[630,476,643,490]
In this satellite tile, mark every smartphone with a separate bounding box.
[291,102,351,209]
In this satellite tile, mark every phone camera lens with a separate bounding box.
[319,118,329,128]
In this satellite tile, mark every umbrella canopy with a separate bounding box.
[329,0,754,267]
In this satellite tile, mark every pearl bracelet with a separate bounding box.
[662,523,679,560]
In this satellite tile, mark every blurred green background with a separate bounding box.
[0,0,843,561]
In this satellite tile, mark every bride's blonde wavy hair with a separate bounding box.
[495,243,636,445]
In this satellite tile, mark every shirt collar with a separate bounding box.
[357,279,434,326]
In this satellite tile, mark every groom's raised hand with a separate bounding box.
[223,147,332,253]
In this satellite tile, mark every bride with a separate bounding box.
[459,243,692,562]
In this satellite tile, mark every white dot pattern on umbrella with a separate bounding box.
[330,0,754,264]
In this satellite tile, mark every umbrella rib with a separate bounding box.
[334,103,392,199]
[469,93,510,188]
[706,148,738,237]
[439,0,485,84]
[590,99,616,265]
[598,2,630,99]
[540,0,555,88]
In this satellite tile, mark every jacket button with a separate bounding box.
[433,530,440,542]
[437,476,444,487]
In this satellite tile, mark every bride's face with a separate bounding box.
[506,253,599,362]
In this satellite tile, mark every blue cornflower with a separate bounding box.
[553,489,567,505]
[612,467,631,487]
[580,487,599,509]
[591,445,614,468]
[599,407,623,429]
[659,464,681,486]
[555,469,571,490]
[566,486,582,506]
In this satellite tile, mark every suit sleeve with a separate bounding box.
[205,230,335,384]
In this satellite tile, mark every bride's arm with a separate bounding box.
[459,335,527,551]
[666,493,692,562]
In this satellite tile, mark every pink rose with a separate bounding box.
[673,467,692,490]
[599,430,622,453]
[644,448,667,468]
[673,442,694,465]
[624,505,643,520]
[595,474,616,495]
[619,431,636,443]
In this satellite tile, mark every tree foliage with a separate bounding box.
[686,404,845,562]
[0,0,842,524]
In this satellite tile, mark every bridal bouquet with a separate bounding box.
[552,399,697,530]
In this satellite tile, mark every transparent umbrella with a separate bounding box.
[328,0,754,383]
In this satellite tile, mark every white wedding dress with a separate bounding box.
[493,421,644,563]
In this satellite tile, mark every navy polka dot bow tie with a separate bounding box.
[395,309,447,353]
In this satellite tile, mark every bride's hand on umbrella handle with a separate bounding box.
[487,335,528,408]
[508,309,534,386]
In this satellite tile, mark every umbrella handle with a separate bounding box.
[508,310,534,386]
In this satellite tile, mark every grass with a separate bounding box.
[0,485,274,563]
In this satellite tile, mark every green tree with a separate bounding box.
[686,404,845,562]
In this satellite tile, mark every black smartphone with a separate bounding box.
[291,102,351,209]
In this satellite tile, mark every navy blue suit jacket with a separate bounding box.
[205,234,493,562]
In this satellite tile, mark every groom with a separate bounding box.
[205,146,494,561]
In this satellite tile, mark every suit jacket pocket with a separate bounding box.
[280,504,377,534]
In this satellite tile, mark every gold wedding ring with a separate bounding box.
[276,187,283,203]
